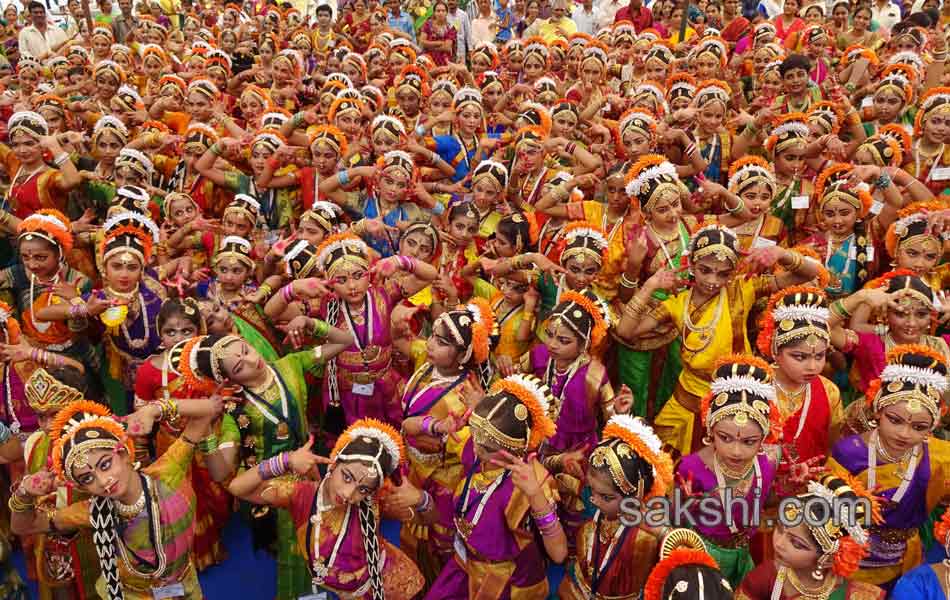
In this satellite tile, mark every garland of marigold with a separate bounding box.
[490,378,556,450]
[601,421,674,498]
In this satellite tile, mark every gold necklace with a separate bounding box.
[247,368,275,395]
[787,568,837,600]
[713,452,754,481]
[681,289,724,354]
[775,380,807,399]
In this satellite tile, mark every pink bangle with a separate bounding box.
[422,415,434,435]
[281,284,296,303]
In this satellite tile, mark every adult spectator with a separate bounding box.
[614,0,652,32]
[446,0,471,64]
[595,0,625,29]
[111,0,137,42]
[386,0,416,42]
[872,0,901,29]
[572,0,595,34]
[18,0,70,60]
[524,0,576,41]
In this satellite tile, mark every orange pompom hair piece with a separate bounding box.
[764,112,808,155]
[100,225,154,264]
[490,376,556,450]
[864,267,916,291]
[331,417,407,474]
[914,86,950,135]
[0,301,22,344]
[884,200,945,257]
[601,418,674,498]
[815,162,872,218]
[727,154,772,181]
[878,123,912,156]
[308,124,349,158]
[755,285,827,358]
[18,209,74,253]
[464,297,496,365]
[886,342,948,370]
[624,153,670,192]
[178,336,218,396]
[558,290,608,349]
[49,400,134,484]
[644,549,719,600]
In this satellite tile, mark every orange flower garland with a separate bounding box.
[50,401,135,483]
[490,377,556,450]
[558,290,608,349]
[601,419,674,498]
[644,549,718,600]
[756,285,827,358]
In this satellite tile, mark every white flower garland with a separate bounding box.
[880,364,948,392]
[625,161,678,197]
[771,304,830,323]
[710,375,776,402]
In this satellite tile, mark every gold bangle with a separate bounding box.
[784,251,804,272]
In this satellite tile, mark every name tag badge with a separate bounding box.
[791,195,809,209]
[848,244,857,260]
[860,97,873,109]
[752,237,777,249]
[870,200,884,215]
[152,584,186,600]
[867,246,875,262]
[454,534,468,564]
[352,382,375,396]
[932,166,950,181]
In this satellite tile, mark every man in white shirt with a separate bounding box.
[447,0,472,64]
[18,1,71,60]
[595,0,625,29]
[871,0,901,30]
[572,0,596,34]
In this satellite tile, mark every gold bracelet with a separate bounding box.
[258,283,274,298]
[8,492,34,513]
[620,273,638,289]
[783,251,804,272]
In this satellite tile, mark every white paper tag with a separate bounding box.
[454,534,467,564]
[848,244,857,260]
[867,246,875,262]
[791,195,809,209]
[152,584,186,599]
[752,237,777,249]
[932,166,950,181]
[861,97,873,109]
[870,200,884,215]
[352,382,375,396]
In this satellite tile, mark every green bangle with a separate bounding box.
[312,318,330,339]
[209,142,222,156]
[198,434,219,454]
[292,112,307,128]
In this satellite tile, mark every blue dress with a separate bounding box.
[891,563,948,600]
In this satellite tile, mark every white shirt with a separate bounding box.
[594,0,624,29]
[448,8,472,64]
[18,23,69,60]
[871,0,901,31]
[572,6,596,34]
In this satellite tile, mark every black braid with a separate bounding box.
[854,219,870,288]
[358,499,385,600]
[89,497,124,600]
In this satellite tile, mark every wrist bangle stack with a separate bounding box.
[311,318,330,338]
[280,284,297,303]
[565,142,577,155]
[416,490,432,513]
[727,197,746,215]
[53,153,69,167]
[397,255,417,272]
[622,295,652,322]
[421,415,436,436]
[198,434,219,454]
[875,172,892,189]
[338,169,351,186]
[620,273,638,289]
[831,299,852,319]
[292,112,307,128]
[8,492,34,513]
[258,283,274,298]
[159,398,180,423]
[209,142,222,156]
[783,251,804,272]
[532,502,560,536]
[257,451,290,480]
